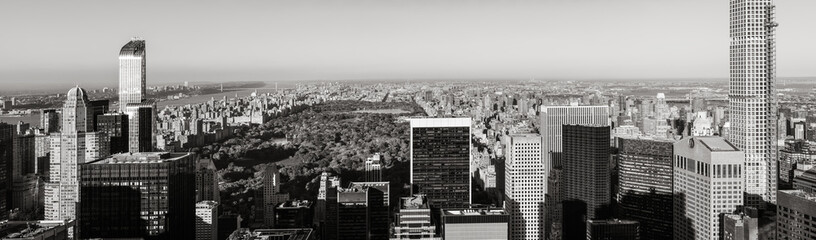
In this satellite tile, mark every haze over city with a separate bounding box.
[3,0,816,91]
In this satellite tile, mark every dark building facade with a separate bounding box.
[274,200,314,228]
[125,102,156,153]
[40,109,60,133]
[79,152,196,239]
[195,158,220,203]
[409,118,471,208]
[586,219,640,240]
[97,113,128,154]
[562,125,611,239]
[615,137,673,239]
[0,123,14,222]
[89,99,109,131]
[777,190,816,240]
[440,208,509,240]
[336,186,388,240]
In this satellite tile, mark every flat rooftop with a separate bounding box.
[441,208,507,216]
[228,228,313,240]
[86,152,193,164]
[696,137,739,151]
[409,117,471,128]
[781,189,816,201]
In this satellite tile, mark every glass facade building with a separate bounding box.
[409,118,471,209]
[615,137,673,239]
[119,38,146,113]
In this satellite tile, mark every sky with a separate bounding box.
[1,0,815,90]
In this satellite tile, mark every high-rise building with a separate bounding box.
[440,208,509,240]
[776,190,816,239]
[316,172,340,240]
[561,125,611,239]
[119,38,146,113]
[793,168,816,193]
[336,185,389,240]
[274,200,313,229]
[12,132,38,214]
[722,213,758,240]
[262,164,289,228]
[348,181,389,207]
[727,0,779,207]
[196,158,220,203]
[40,109,59,133]
[78,152,196,239]
[504,133,544,240]
[45,87,110,222]
[124,101,155,152]
[365,153,382,182]
[409,118,471,209]
[673,137,745,240]
[196,201,219,240]
[96,113,128,154]
[88,100,109,131]
[392,194,440,240]
[0,123,14,222]
[615,137,673,239]
[538,105,609,240]
[586,219,639,240]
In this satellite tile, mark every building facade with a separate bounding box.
[727,0,779,207]
[392,194,439,240]
[78,152,196,239]
[561,125,611,239]
[409,118,471,208]
[673,137,745,240]
[195,201,219,240]
[585,219,639,240]
[440,208,509,240]
[97,113,129,154]
[777,190,816,240]
[504,134,543,240]
[119,38,147,113]
[125,101,156,152]
[615,137,673,239]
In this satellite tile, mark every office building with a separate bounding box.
[125,101,156,152]
[261,164,289,228]
[196,158,221,203]
[776,190,816,239]
[196,201,219,240]
[561,125,611,239]
[45,87,110,222]
[727,0,779,207]
[119,38,147,113]
[615,137,673,239]
[365,153,383,182]
[336,185,389,240]
[586,219,639,240]
[88,99,109,131]
[12,132,38,214]
[274,200,313,228]
[0,123,13,222]
[392,194,440,240]
[673,137,744,240]
[722,213,758,240]
[793,168,816,193]
[227,228,314,240]
[348,181,390,206]
[96,113,128,154]
[409,118,471,208]
[316,173,340,240]
[78,152,196,239]
[504,134,543,240]
[440,208,509,240]
[40,109,59,133]
[539,105,609,239]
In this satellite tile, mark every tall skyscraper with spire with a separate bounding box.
[118,38,146,113]
[728,0,779,207]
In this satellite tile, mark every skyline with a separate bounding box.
[2,0,816,91]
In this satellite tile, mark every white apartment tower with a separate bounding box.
[727,0,778,207]
[673,137,745,240]
[195,201,219,240]
[505,134,544,240]
[119,38,146,112]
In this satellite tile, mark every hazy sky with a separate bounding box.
[2,0,815,90]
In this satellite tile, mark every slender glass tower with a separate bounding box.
[728,0,778,207]
[118,38,146,112]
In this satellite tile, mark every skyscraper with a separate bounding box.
[40,109,59,133]
[673,137,745,240]
[615,137,673,239]
[262,164,289,228]
[0,123,14,222]
[392,194,438,239]
[96,113,128,154]
[440,208,509,240]
[365,153,382,182]
[728,0,779,207]
[409,118,471,209]
[504,133,544,240]
[539,105,609,240]
[119,38,146,113]
[336,185,389,240]
[124,101,156,152]
[196,201,219,240]
[561,125,611,239]
[79,152,196,239]
[586,219,640,240]
[195,158,220,203]
[45,87,110,222]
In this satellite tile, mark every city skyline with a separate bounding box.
[2,0,816,91]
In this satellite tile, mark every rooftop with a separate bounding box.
[277,200,313,209]
[409,117,471,128]
[400,195,429,209]
[696,137,739,151]
[441,208,507,216]
[781,189,816,201]
[587,219,640,225]
[227,228,313,240]
[86,152,194,165]
[196,200,219,208]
